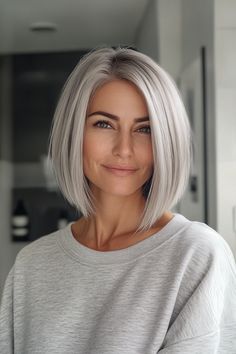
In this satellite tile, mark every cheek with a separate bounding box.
[138,142,153,167]
[147,143,154,161]
[83,132,108,163]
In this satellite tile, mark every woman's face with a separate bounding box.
[83,79,153,198]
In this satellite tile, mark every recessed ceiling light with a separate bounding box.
[29,22,57,32]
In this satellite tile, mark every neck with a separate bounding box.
[73,190,148,249]
[88,192,146,243]
[71,189,174,251]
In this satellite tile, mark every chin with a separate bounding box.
[101,186,144,198]
[88,179,147,198]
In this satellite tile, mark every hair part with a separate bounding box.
[48,46,192,232]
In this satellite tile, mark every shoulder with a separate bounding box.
[162,219,236,346]
[168,216,236,282]
[175,217,234,260]
[14,228,64,271]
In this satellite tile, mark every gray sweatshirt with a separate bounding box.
[1,213,236,353]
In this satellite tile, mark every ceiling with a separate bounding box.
[0,0,150,54]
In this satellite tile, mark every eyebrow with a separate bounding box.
[87,111,149,123]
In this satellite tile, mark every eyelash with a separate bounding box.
[93,120,151,134]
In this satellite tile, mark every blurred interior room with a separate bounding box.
[0,0,236,295]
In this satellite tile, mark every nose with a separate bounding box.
[112,131,134,158]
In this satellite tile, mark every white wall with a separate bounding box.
[157,0,217,232]
[135,0,159,61]
[215,0,236,256]
[135,0,182,80]
[156,0,182,81]
[181,0,217,230]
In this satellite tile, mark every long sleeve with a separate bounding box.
[158,231,236,353]
[0,267,14,354]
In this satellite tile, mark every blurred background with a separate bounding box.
[0,0,236,294]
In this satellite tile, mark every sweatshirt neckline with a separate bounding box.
[57,213,191,266]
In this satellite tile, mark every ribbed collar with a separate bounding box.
[57,213,191,266]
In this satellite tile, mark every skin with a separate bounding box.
[71,79,173,251]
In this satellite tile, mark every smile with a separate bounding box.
[103,165,138,176]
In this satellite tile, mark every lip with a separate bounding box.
[103,165,138,176]
[103,164,137,171]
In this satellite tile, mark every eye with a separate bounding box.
[93,120,112,129]
[137,126,151,134]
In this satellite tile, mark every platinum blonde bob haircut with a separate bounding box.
[48,47,192,232]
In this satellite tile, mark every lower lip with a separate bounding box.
[103,166,137,176]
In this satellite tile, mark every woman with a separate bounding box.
[1,47,236,353]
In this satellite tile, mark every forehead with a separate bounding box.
[88,79,148,117]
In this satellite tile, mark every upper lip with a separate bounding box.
[103,164,138,171]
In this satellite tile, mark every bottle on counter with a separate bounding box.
[57,209,69,230]
[12,199,30,241]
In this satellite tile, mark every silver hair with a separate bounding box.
[48,47,192,232]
